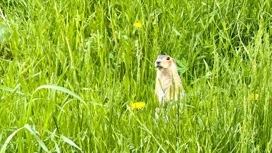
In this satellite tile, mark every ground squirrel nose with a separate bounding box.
[156,61,161,65]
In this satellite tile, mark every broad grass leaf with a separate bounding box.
[24,124,50,152]
[0,127,24,153]
[60,135,82,152]
[0,124,49,153]
[35,85,85,103]
[0,84,24,95]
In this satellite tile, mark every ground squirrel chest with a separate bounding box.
[155,55,185,103]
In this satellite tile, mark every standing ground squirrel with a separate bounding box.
[155,55,185,104]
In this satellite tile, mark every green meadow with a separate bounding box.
[0,0,272,152]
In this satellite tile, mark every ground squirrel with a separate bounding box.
[155,55,185,104]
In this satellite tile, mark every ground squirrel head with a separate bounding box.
[155,55,176,71]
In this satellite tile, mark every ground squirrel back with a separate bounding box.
[155,55,185,103]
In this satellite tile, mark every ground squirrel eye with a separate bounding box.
[166,57,170,60]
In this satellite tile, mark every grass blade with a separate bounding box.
[60,135,82,152]
[24,124,50,152]
[0,124,49,153]
[34,85,101,106]
[0,84,24,95]
[0,127,24,153]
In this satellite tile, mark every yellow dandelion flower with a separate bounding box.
[133,21,142,28]
[249,93,259,101]
[130,102,146,110]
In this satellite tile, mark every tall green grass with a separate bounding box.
[0,0,271,152]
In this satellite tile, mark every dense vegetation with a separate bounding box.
[0,0,271,152]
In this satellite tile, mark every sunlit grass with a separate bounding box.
[0,0,272,152]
